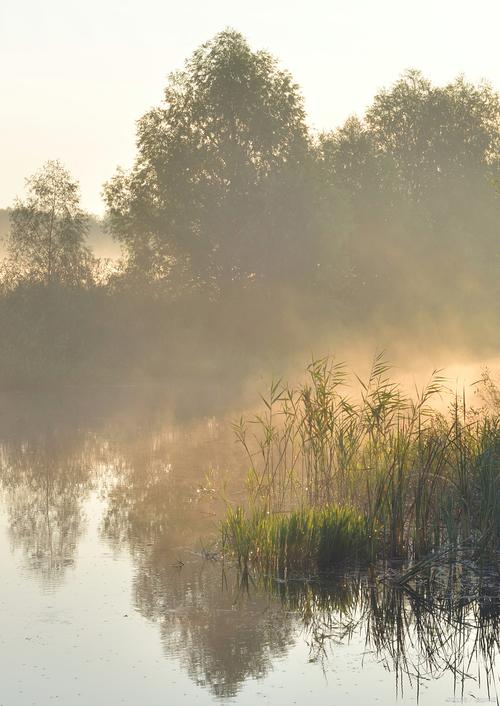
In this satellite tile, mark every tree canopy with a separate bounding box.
[104,29,315,290]
[2,33,500,388]
[5,160,94,288]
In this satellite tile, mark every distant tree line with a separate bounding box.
[102,31,500,307]
[1,29,499,388]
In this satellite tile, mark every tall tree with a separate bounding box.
[104,29,314,290]
[365,70,500,199]
[318,71,500,322]
[6,160,93,287]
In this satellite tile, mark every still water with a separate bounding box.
[0,393,499,705]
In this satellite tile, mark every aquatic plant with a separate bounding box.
[223,356,500,568]
[221,504,371,573]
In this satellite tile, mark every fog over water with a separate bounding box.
[0,395,499,705]
[0,16,499,706]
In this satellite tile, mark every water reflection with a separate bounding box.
[0,431,92,587]
[100,417,243,555]
[267,564,500,700]
[0,403,499,703]
[93,422,297,699]
[134,560,296,699]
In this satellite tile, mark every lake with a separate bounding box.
[0,391,498,705]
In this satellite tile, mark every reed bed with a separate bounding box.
[223,356,500,571]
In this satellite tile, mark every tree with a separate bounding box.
[317,71,500,323]
[5,160,94,287]
[104,29,315,290]
[365,70,500,199]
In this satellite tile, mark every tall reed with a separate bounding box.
[224,356,500,569]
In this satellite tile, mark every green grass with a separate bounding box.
[222,504,372,573]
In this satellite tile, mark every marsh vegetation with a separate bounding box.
[222,357,500,572]
[1,401,499,704]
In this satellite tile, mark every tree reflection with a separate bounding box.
[135,560,296,699]
[0,431,93,587]
[101,416,244,555]
[100,419,296,699]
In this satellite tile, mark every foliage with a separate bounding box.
[1,33,500,388]
[104,29,315,289]
[222,504,371,573]
[3,160,95,287]
[318,71,500,323]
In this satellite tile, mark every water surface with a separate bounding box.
[0,394,499,705]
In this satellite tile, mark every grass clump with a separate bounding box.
[222,504,371,574]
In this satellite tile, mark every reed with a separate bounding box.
[223,356,500,570]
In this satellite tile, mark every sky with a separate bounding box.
[1,0,499,214]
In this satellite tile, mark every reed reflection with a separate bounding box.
[267,562,500,700]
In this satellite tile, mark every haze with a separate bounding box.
[1,6,500,706]
[1,0,500,213]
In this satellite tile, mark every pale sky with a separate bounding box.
[1,0,499,214]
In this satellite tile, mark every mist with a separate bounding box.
[0,31,498,418]
[2,25,500,706]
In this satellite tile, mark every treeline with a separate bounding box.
[1,29,499,391]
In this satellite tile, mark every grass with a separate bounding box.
[222,355,500,572]
[221,504,371,574]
